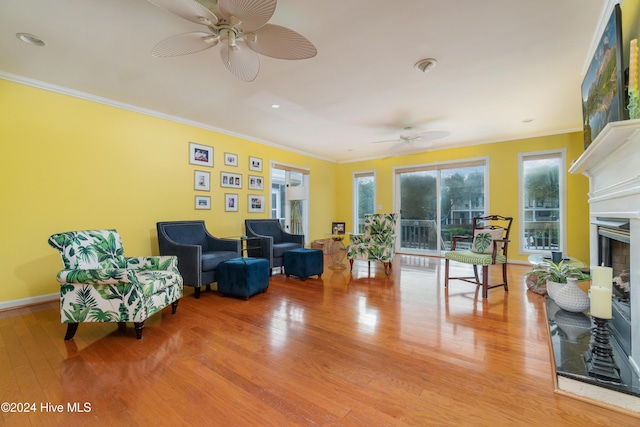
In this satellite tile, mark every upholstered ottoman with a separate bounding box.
[217,257,270,300]
[283,248,324,280]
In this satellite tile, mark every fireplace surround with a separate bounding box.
[570,119,640,380]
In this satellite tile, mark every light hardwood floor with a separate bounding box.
[1,255,638,426]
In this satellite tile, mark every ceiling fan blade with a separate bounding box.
[220,40,260,82]
[218,0,276,31]
[388,142,409,152]
[371,138,402,144]
[151,32,218,57]
[416,131,451,141]
[148,0,218,26]
[246,24,317,60]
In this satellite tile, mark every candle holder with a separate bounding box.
[582,316,621,383]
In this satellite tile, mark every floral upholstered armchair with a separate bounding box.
[347,213,398,275]
[48,229,183,340]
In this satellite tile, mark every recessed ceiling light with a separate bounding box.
[414,58,437,74]
[271,104,280,109]
[16,33,46,47]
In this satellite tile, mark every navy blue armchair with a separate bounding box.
[245,219,304,274]
[157,221,241,298]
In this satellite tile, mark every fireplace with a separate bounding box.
[569,120,640,378]
[594,218,631,358]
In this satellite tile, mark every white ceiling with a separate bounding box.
[0,0,610,162]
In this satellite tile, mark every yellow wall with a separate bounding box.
[335,133,590,264]
[0,79,337,304]
[0,78,590,306]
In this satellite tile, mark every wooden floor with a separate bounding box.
[1,255,639,426]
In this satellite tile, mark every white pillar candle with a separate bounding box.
[590,285,612,319]
[591,266,613,289]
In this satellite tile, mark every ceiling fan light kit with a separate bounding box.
[148,0,317,82]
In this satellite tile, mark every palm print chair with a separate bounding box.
[444,215,513,299]
[48,229,183,340]
[347,213,398,275]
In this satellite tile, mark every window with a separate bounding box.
[353,171,375,233]
[394,158,487,254]
[518,150,565,254]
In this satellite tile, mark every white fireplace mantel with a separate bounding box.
[569,118,640,376]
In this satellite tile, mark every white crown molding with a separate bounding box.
[0,71,336,163]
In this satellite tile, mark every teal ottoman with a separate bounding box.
[217,257,270,300]
[283,248,324,280]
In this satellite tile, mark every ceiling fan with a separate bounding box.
[147,0,317,82]
[372,127,450,152]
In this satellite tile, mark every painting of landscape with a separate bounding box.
[581,5,624,148]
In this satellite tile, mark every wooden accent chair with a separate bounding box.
[48,229,183,339]
[444,215,513,298]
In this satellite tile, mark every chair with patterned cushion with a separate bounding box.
[347,213,398,275]
[48,229,183,340]
[444,215,513,298]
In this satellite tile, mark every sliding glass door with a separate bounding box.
[395,159,487,255]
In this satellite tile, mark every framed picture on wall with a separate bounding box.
[225,193,239,212]
[189,142,213,167]
[221,172,242,188]
[224,152,238,167]
[248,175,264,190]
[248,194,265,213]
[195,196,211,210]
[249,156,263,172]
[194,170,210,191]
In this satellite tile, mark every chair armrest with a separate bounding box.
[450,235,472,250]
[205,236,242,254]
[281,232,304,246]
[348,234,366,245]
[56,268,133,285]
[126,256,179,272]
[155,243,201,286]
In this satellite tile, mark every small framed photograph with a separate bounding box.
[195,196,211,210]
[332,222,346,234]
[225,193,239,212]
[189,142,213,167]
[224,152,238,167]
[248,194,265,213]
[248,175,264,191]
[194,170,210,191]
[249,156,263,172]
[221,172,242,188]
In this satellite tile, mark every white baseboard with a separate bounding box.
[0,293,58,311]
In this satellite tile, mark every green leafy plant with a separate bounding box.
[525,259,590,290]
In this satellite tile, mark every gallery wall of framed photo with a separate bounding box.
[189,141,265,213]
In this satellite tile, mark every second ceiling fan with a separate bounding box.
[148,0,317,82]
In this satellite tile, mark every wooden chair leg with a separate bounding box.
[118,322,127,332]
[384,262,390,275]
[349,259,354,271]
[171,300,179,314]
[194,286,201,299]
[444,259,450,287]
[134,321,145,339]
[502,263,509,291]
[482,265,489,299]
[473,265,480,283]
[64,323,79,340]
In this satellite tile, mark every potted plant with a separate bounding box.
[525,259,590,298]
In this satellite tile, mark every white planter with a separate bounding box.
[546,280,565,300]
